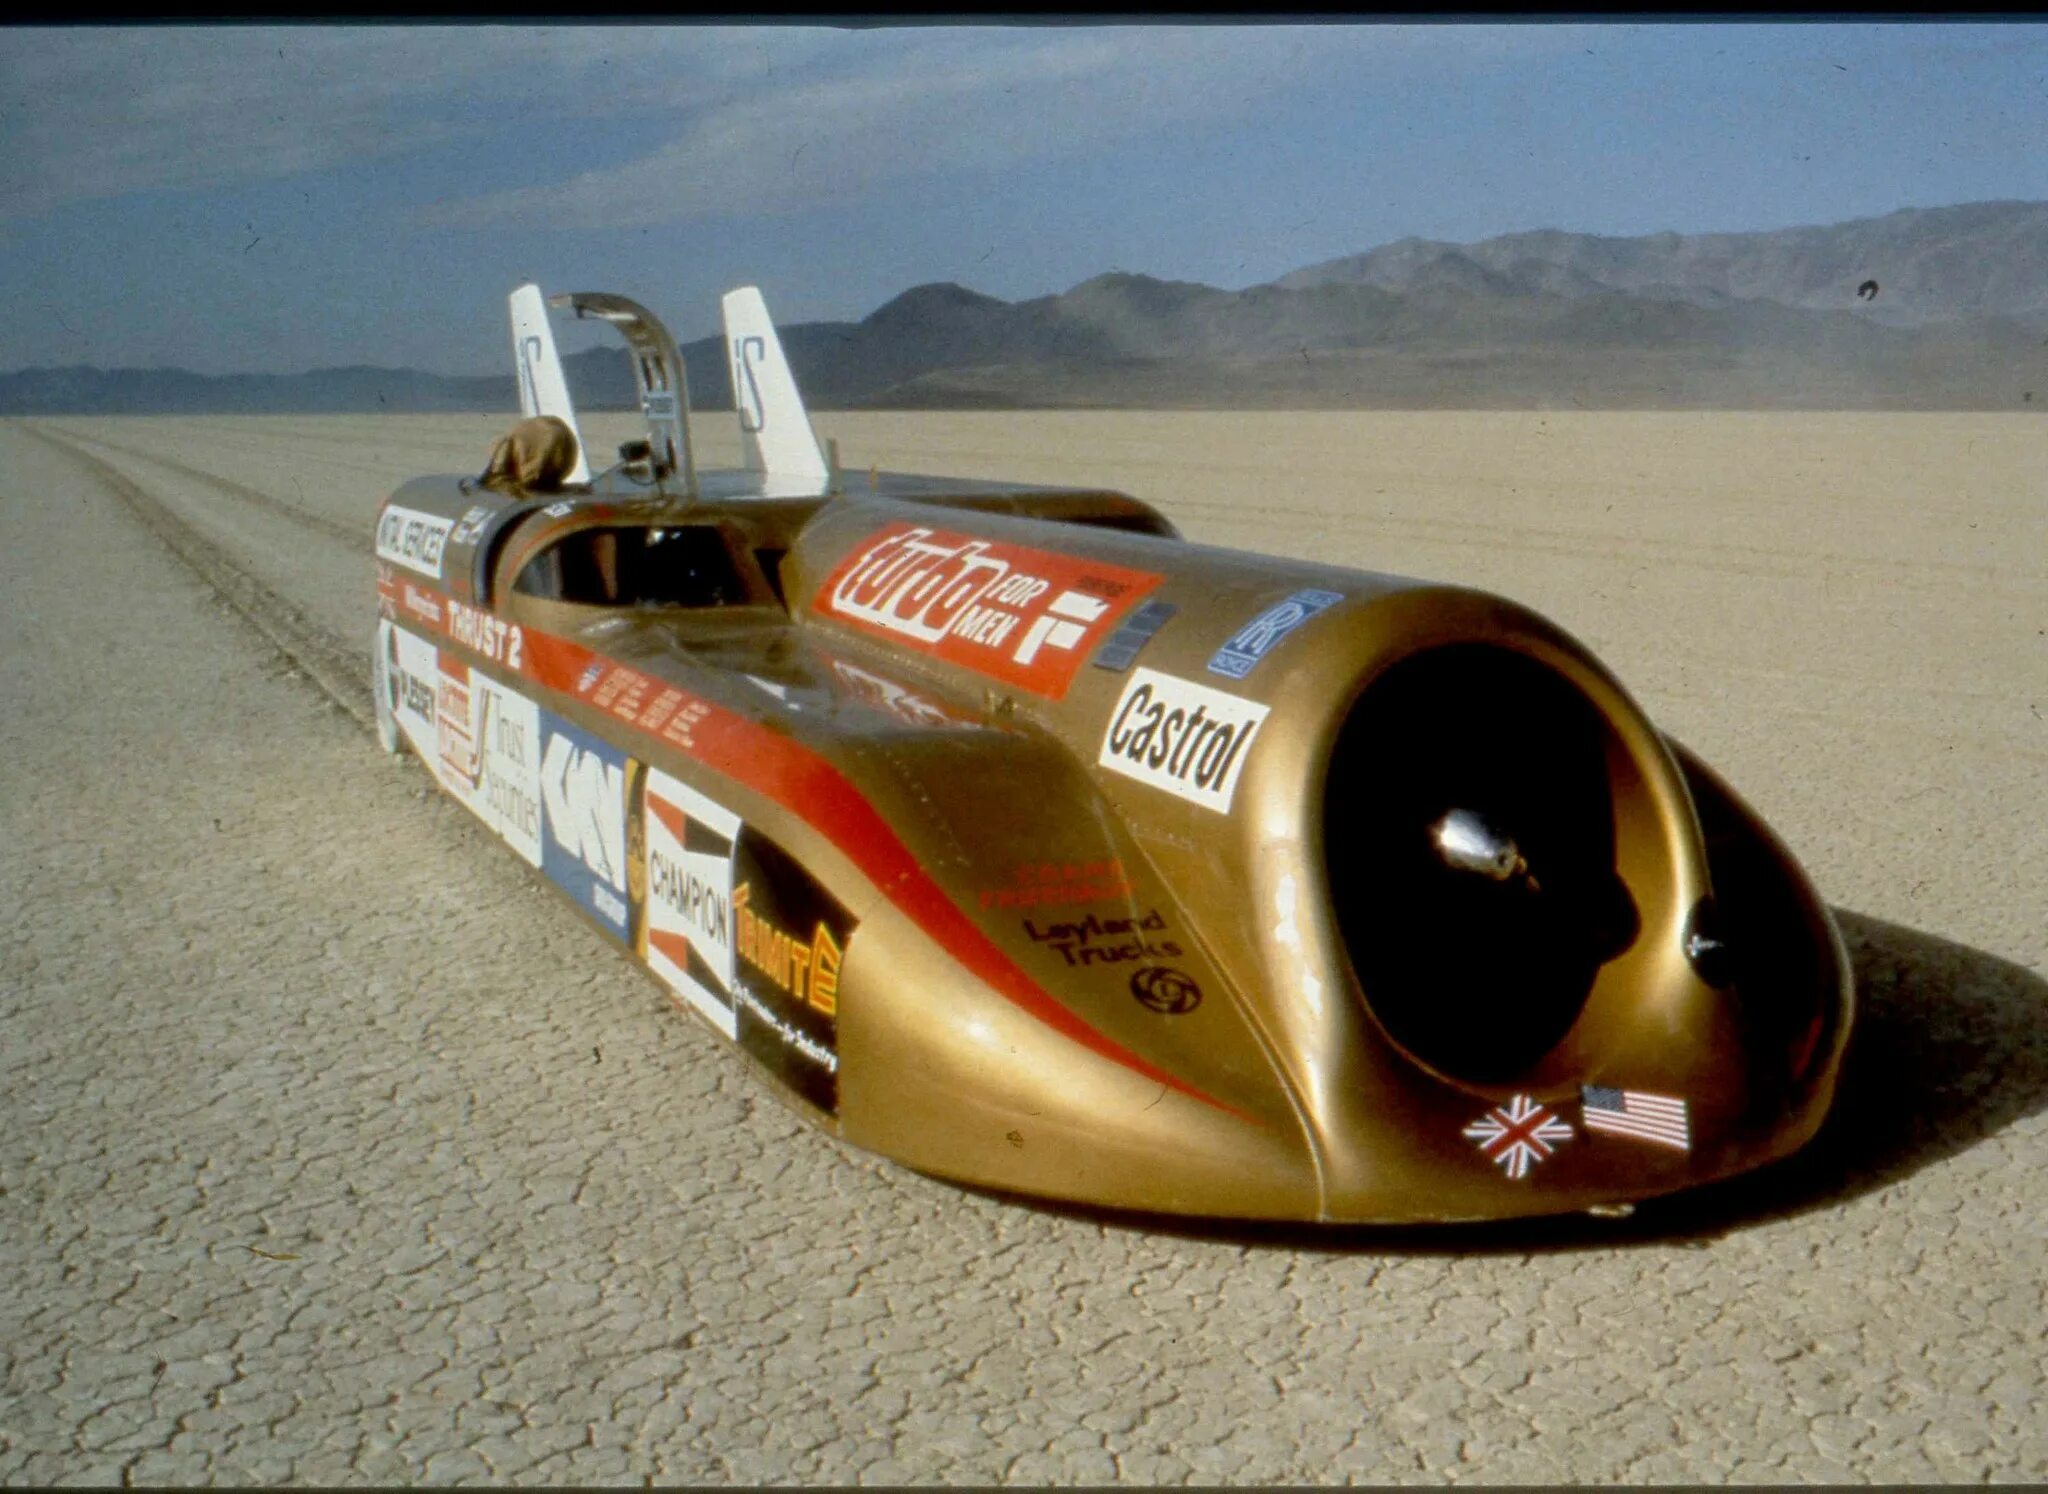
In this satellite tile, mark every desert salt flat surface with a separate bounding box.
[2,410,2043,1483]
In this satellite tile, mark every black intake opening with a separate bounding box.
[1324,645,1639,1082]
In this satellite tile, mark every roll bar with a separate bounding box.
[549,290,700,499]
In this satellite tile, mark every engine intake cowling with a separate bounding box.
[1323,644,1641,1083]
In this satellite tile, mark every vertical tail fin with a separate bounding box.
[721,286,828,484]
[508,283,591,486]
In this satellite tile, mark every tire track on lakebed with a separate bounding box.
[18,421,374,730]
[5,415,2042,1484]
[36,420,366,545]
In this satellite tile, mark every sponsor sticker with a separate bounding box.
[375,503,454,580]
[641,768,742,1039]
[1207,588,1344,680]
[729,835,855,1115]
[434,654,477,789]
[540,712,634,940]
[979,858,1131,911]
[1097,667,1270,815]
[814,522,1163,699]
[635,768,856,1114]
[1093,598,1178,674]
[1130,966,1202,1015]
[1462,1095,1574,1180]
[400,582,443,626]
[1022,907,1181,969]
[435,661,543,867]
[448,503,492,548]
[382,622,440,755]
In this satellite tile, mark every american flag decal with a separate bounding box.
[1462,1094,1574,1180]
[1581,1086,1691,1151]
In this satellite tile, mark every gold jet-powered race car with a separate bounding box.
[370,283,1853,1225]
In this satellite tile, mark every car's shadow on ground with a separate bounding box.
[961,909,2048,1254]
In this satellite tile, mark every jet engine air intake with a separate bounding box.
[1324,644,1641,1083]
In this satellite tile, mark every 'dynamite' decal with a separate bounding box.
[814,522,1164,700]
[634,765,855,1115]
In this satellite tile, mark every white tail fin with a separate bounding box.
[508,283,590,486]
[721,286,828,484]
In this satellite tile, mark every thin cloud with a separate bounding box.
[0,24,1595,227]
[0,25,830,221]
[418,26,1567,230]
[419,30,1150,229]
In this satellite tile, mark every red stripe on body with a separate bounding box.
[645,793,690,847]
[397,586,1245,1119]
[647,928,695,971]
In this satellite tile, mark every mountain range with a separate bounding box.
[7,200,2047,414]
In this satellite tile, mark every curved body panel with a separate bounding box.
[372,465,1850,1223]
[366,282,1849,1224]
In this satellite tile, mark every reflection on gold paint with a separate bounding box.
[625,757,649,960]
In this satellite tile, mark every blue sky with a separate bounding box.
[3,21,2045,375]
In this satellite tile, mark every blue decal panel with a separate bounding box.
[1207,589,1344,680]
[1092,598,1178,674]
[539,709,635,940]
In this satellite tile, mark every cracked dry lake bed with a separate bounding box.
[2,411,2043,1483]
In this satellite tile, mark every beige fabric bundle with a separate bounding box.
[480,415,580,492]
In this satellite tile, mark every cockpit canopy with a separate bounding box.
[510,523,772,609]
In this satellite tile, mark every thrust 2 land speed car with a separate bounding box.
[370,283,1853,1225]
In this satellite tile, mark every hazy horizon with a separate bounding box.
[4,194,2045,383]
[6,21,2048,377]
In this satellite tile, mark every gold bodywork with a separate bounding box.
[372,451,1852,1224]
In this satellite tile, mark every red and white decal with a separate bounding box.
[435,654,477,787]
[828,657,977,730]
[814,523,1162,699]
[400,582,443,627]
[642,769,741,1039]
[447,597,524,670]
[433,651,543,866]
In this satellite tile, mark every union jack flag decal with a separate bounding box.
[1462,1094,1574,1180]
